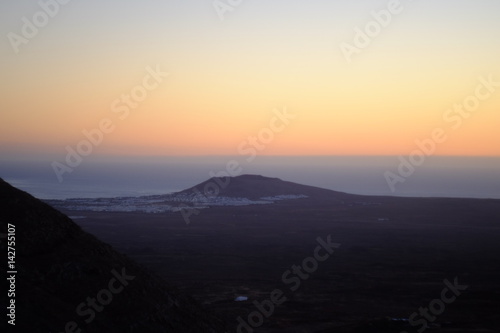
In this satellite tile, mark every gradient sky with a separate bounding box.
[1,0,499,157]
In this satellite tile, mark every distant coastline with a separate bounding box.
[2,156,499,200]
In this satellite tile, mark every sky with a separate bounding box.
[1,0,500,158]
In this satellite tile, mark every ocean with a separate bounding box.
[1,155,499,200]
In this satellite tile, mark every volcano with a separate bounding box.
[175,174,346,200]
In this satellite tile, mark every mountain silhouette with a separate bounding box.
[0,178,226,333]
[175,174,346,200]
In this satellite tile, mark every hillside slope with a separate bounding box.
[0,178,226,333]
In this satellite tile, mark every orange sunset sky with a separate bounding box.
[1,0,499,157]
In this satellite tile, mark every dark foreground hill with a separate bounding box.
[0,178,226,333]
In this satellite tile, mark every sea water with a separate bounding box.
[1,155,499,200]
